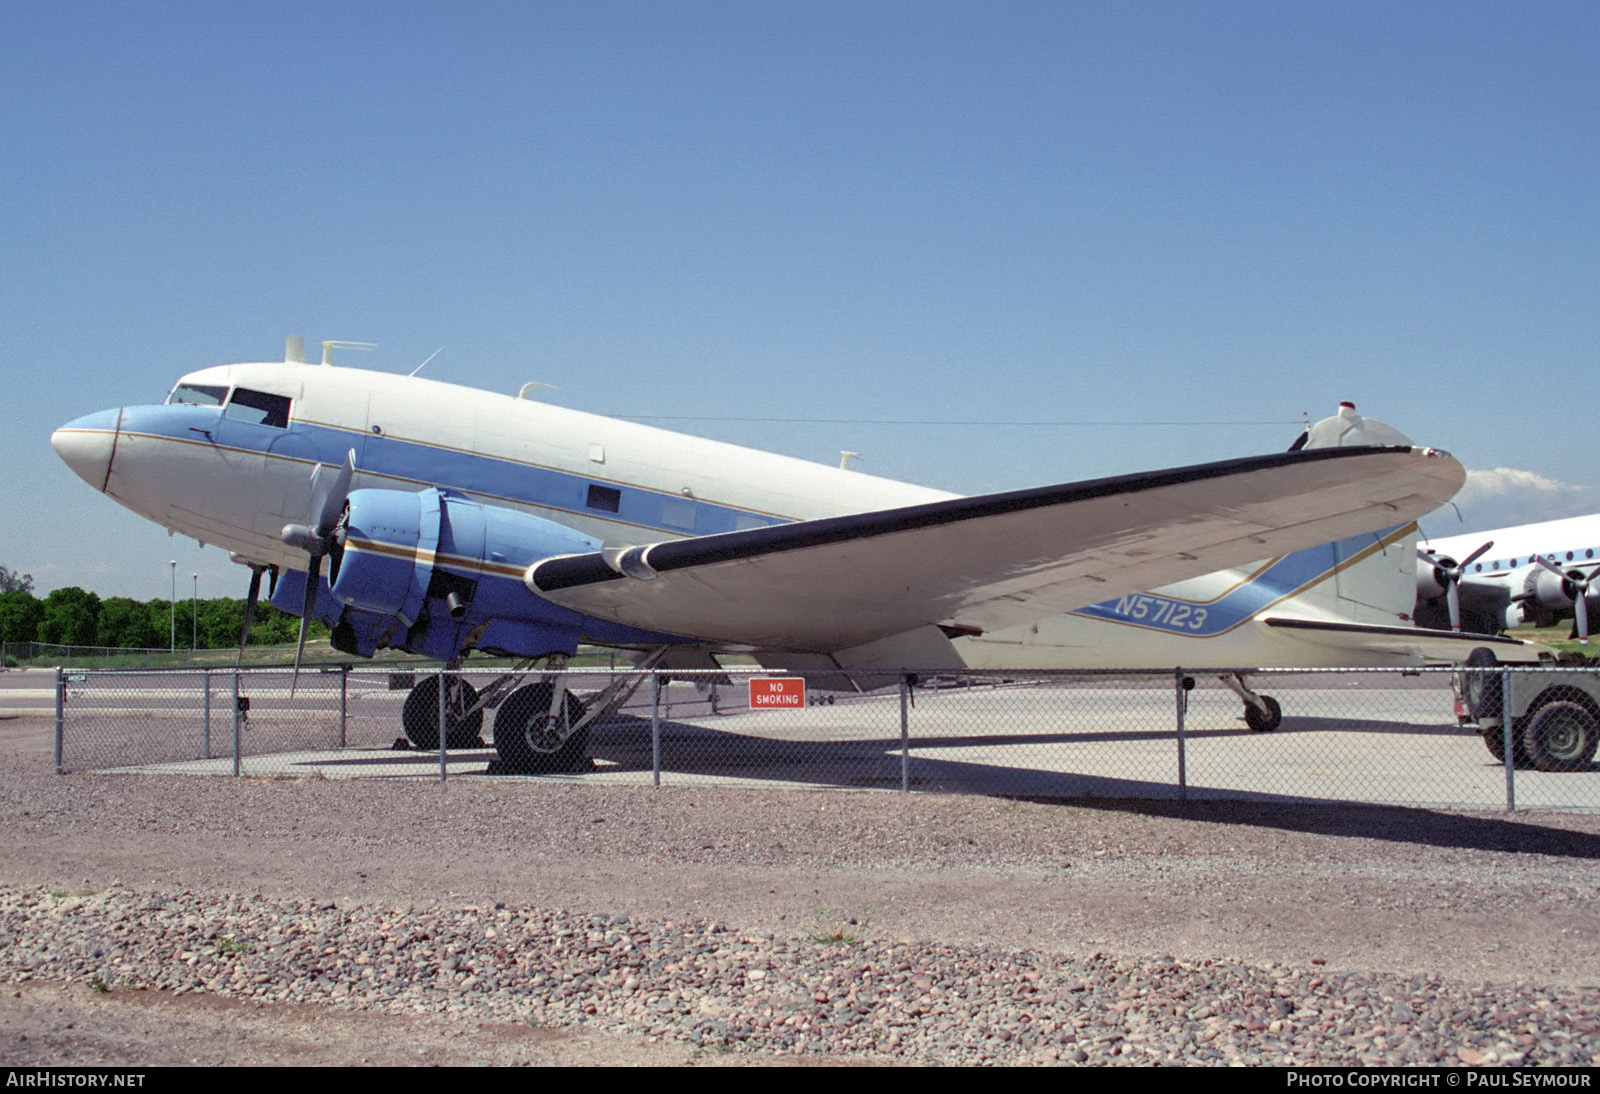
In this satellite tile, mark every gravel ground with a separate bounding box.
[2,712,1599,1065]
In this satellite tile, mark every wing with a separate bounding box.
[1261,618,1552,663]
[528,445,1464,653]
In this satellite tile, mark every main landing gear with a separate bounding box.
[397,649,670,774]
[1220,673,1283,733]
[401,674,485,750]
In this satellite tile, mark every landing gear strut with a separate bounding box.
[480,648,672,774]
[1220,673,1282,733]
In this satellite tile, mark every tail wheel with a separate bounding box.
[1521,701,1600,772]
[1244,695,1282,733]
[492,683,590,773]
[402,675,484,750]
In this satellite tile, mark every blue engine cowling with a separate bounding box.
[323,487,605,659]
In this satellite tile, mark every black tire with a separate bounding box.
[1482,722,1517,765]
[1244,694,1282,733]
[1462,647,1503,723]
[402,675,484,750]
[492,683,590,773]
[1521,700,1600,772]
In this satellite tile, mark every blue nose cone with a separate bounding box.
[52,408,121,492]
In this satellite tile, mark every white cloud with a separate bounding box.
[1422,468,1600,537]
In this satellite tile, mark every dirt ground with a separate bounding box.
[3,711,1598,1066]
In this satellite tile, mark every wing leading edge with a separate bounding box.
[527,445,1465,653]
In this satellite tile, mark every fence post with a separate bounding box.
[651,674,662,788]
[339,665,349,749]
[1501,666,1515,812]
[438,666,447,784]
[53,666,64,775]
[1175,668,1188,803]
[900,674,910,794]
[202,669,211,760]
[231,669,241,777]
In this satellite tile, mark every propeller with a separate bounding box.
[1426,540,1494,632]
[235,563,265,663]
[1532,556,1594,644]
[280,449,356,691]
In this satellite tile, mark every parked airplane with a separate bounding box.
[51,341,1489,769]
[1417,514,1600,641]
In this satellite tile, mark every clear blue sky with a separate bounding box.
[4,1,1597,599]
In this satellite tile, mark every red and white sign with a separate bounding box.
[749,677,806,709]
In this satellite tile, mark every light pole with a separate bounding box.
[169,561,176,653]
[192,574,198,652]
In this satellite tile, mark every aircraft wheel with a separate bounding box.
[402,675,484,750]
[1243,694,1282,733]
[492,683,590,773]
[1462,647,1503,723]
[1521,701,1600,772]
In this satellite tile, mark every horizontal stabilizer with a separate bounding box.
[1262,617,1552,663]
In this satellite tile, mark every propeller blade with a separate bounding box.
[237,566,263,660]
[1457,540,1494,571]
[1447,580,1462,631]
[1579,592,1590,645]
[290,557,321,698]
[309,449,356,538]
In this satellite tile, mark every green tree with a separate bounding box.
[96,597,161,649]
[37,588,102,646]
[0,591,44,645]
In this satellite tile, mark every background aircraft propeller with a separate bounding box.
[1426,540,1494,632]
[279,449,356,690]
[1532,556,1594,644]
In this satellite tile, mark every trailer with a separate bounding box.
[1459,648,1600,771]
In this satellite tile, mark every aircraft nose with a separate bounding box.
[52,408,121,492]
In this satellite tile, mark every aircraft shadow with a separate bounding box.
[1005,797,1600,861]
[240,711,1600,860]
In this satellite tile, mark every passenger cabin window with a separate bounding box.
[167,383,228,407]
[224,388,292,429]
[586,484,621,514]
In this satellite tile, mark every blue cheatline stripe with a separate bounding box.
[115,403,794,539]
[1068,525,1409,637]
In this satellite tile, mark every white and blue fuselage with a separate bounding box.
[53,360,1474,670]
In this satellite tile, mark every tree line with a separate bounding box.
[0,573,326,650]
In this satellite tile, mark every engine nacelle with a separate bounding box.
[1528,564,1581,613]
[329,487,603,626]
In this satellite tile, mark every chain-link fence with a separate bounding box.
[1,640,373,670]
[47,664,1600,811]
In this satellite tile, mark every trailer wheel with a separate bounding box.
[1462,647,1503,723]
[1480,722,1527,766]
[1521,701,1600,772]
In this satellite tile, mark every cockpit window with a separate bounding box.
[224,387,292,429]
[167,383,228,407]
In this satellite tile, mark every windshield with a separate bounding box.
[167,383,228,407]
